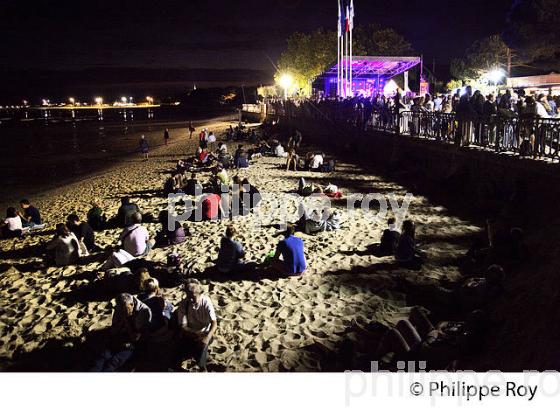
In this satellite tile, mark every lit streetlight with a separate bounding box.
[485,69,505,85]
[278,73,294,100]
[95,97,103,106]
[146,96,153,104]
[121,96,128,104]
[69,97,75,105]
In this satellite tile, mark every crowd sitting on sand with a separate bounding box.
[1,119,525,372]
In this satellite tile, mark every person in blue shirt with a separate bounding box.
[271,224,307,276]
[216,225,246,274]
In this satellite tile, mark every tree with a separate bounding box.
[353,23,414,56]
[450,35,511,81]
[277,29,337,96]
[276,25,414,95]
[504,0,560,64]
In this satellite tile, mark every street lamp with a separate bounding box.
[146,96,153,104]
[69,97,75,105]
[278,73,294,100]
[485,69,505,85]
[95,97,103,106]
[121,96,127,104]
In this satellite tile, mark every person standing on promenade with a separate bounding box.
[139,135,149,160]
[163,128,170,145]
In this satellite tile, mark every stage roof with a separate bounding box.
[322,56,421,78]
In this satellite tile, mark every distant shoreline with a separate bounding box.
[0,113,237,211]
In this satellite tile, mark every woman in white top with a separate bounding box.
[175,279,218,370]
[46,223,87,266]
[3,207,26,238]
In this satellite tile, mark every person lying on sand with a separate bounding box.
[400,264,506,314]
[267,224,307,277]
[174,279,218,371]
[374,308,487,370]
[45,223,88,266]
[90,293,152,372]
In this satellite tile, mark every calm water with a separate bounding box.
[0,106,231,204]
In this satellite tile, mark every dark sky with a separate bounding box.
[0,0,513,101]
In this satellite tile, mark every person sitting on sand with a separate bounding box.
[240,178,261,211]
[66,213,97,252]
[117,197,140,227]
[198,148,211,165]
[120,212,154,257]
[139,278,173,334]
[269,224,307,276]
[274,142,288,158]
[156,210,187,246]
[216,225,246,274]
[17,199,43,229]
[234,144,249,168]
[286,148,298,171]
[395,219,423,269]
[378,217,401,256]
[198,192,226,221]
[90,293,152,372]
[3,207,27,238]
[310,152,324,171]
[296,204,341,235]
[184,173,202,196]
[46,223,87,266]
[87,202,106,231]
[174,279,218,371]
[207,131,216,151]
[139,135,149,160]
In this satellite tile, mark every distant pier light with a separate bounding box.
[69,97,75,105]
[146,96,153,104]
[95,97,103,106]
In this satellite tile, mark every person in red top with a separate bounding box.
[200,193,225,221]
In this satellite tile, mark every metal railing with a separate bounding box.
[266,100,560,161]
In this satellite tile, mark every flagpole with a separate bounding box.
[349,26,352,97]
[337,0,340,96]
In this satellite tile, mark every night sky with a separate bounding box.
[1,0,513,102]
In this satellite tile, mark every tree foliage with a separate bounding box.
[450,35,511,81]
[504,0,560,64]
[353,24,414,56]
[277,24,414,95]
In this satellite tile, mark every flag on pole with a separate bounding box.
[345,5,350,32]
[337,0,342,37]
[349,0,354,31]
[340,1,346,36]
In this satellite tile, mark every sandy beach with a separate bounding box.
[0,117,482,371]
